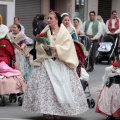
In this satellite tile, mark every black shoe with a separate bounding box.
[86,66,94,72]
[106,116,116,120]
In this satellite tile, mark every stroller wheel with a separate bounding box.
[89,99,95,108]
[9,95,12,103]
[9,94,17,103]
[13,95,17,103]
[87,99,90,108]
[1,96,5,106]
[18,97,23,106]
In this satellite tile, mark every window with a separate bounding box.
[75,0,87,22]
[0,5,7,25]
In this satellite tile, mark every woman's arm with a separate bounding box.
[20,40,27,50]
[106,20,111,34]
[21,43,26,49]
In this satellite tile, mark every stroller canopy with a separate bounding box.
[0,39,15,67]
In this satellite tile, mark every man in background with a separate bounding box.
[82,11,102,72]
[106,10,120,57]
[30,14,47,60]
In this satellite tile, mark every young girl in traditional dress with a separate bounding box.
[73,17,84,36]
[9,24,31,81]
[61,13,78,41]
[96,56,120,120]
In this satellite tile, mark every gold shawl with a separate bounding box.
[9,32,26,43]
[34,23,79,69]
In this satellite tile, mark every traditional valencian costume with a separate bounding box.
[106,17,120,57]
[22,24,88,116]
[96,61,120,119]
[10,32,31,81]
[61,13,78,42]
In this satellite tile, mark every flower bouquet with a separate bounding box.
[35,31,52,56]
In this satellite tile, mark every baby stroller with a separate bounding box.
[96,34,118,64]
[0,38,26,106]
[78,35,94,70]
[78,35,90,52]
[74,41,86,76]
[74,41,95,108]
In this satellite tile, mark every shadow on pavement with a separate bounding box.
[25,116,86,120]
[25,116,120,120]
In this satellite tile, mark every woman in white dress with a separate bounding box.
[73,17,84,36]
[61,13,78,41]
[61,13,87,59]
[97,15,106,36]
[22,10,88,119]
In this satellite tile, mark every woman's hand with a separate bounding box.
[90,38,94,40]
[50,46,56,52]
[111,68,116,73]
[77,31,81,35]
[42,45,50,50]
[21,43,26,50]
[42,45,56,52]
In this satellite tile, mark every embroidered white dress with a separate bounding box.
[22,26,88,116]
[96,66,120,117]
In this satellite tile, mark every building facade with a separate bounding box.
[0,0,120,37]
[0,0,15,26]
[14,0,88,37]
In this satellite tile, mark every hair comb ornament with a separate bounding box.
[61,13,69,17]
[50,9,59,14]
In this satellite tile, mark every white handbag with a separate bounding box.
[80,68,89,81]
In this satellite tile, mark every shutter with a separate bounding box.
[98,0,112,23]
[50,0,56,10]
[15,0,41,37]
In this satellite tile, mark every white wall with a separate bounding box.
[0,0,15,26]
[112,0,120,18]
[87,0,98,18]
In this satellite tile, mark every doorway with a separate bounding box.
[98,0,112,23]
[50,0,56,10]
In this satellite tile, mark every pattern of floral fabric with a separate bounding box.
[16,50,32,81]
[23,57,32,81]
[97,84,120,116]
[22,60,89,116]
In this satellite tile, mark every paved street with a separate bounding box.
[0,46,116,120]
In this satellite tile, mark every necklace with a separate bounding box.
[52,28,59,35]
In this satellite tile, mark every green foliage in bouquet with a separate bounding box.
[36,32,52,56]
